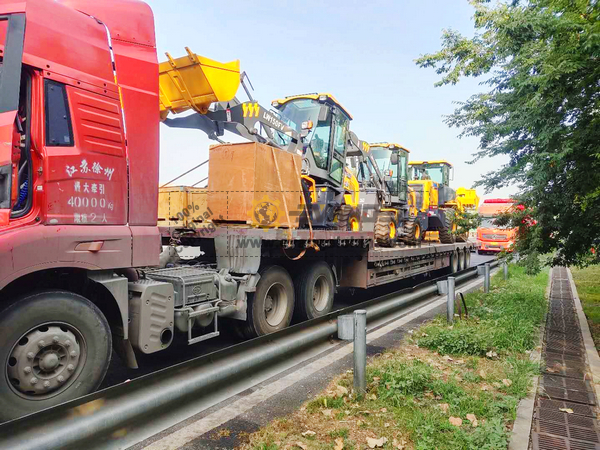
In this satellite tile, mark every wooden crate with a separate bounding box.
[208,142,303,228]
[158,186,211,227]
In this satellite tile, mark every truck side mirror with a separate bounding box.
[390,151,399,165]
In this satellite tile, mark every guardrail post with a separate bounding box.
[484,263,491,293]
[447,277,455,324]
[353,309,367,395]
[503,262,508,280]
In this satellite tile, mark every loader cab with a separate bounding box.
[409,161,453,186]
[369,143,409,203]
[272,93,351,190]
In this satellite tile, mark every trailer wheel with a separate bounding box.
[449,250,459,273]
[294,262,335,321]
[457,249,466,271]
[0,290,112,421]
[375,212,398,247]
[464,249,471,268]
[243,265,294,338]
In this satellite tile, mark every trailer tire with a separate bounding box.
[242,265,294,338]
[464,249,471,268]
[375,212,398,247]
[458,248,466,271]
[449,250,459,273]
[294,262,335,321]
[0,290,112,421]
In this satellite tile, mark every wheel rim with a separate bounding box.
[313,275,331,312]
[414,223,421,240]
[452,222,458,232]
[264,283,288,327]
[389,222,396,239]
[349,217,359,232]
[7,323,86,399]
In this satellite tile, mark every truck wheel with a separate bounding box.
[294,262,335,321]
[449,250,459,273]
[244,265,294,338]
[438,209,455,244]
[375,212,398,247]
[0,290,112,421]
[402,215,422,245]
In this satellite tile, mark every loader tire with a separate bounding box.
[334,204,358,231]
[438,209,456,244]
[375,212,398,247]
[402,215,422,245]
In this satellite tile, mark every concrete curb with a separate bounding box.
[508,267,552,450]
[567,268,600,403]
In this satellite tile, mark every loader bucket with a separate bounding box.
[159,48,240,120]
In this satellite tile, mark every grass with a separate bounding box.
[241,265,548,450]
[571,265,600,350]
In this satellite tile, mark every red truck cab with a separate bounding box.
[477,199,516,254]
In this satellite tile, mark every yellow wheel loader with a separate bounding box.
[407,160,468,243]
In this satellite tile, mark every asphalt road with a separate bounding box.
[100,252,496,389]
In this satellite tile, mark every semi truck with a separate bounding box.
[0,0,475,421]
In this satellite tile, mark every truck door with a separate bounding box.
[42,79,128,225]
[0,14,25,224]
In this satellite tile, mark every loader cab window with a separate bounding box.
[329,112,349,183]
[276,99,331,170]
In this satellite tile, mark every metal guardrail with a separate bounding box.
[0,261,496,450]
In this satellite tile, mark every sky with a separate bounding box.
[146,0,518,200]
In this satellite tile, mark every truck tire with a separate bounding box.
[403,215,422,245]
[242,265,294,338]
[294,262,335,321]
[438,209,455,244]
[375,212,398,247]
[0,290,112,421]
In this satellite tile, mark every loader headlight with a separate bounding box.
[271,101,279,108]
[319,95,328,102]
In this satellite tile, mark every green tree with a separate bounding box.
[416,0,600,266]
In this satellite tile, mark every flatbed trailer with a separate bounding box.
[160,224,473,289]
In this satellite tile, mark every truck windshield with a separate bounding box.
[277,99,331,170]
[480,217,510,229]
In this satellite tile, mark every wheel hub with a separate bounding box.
[7,325,81,396]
